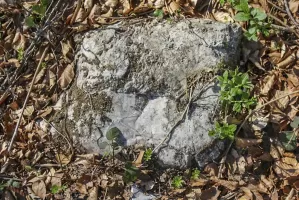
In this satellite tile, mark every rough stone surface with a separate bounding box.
[60,19,242,169]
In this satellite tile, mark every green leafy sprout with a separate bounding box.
[191,168,200,180]
[234,0,270,41]
[50,185,67,194]
[123,162,139,183]
[209,122,237,140]
[171,176,184,188]
[153,9,164,19]
[143,148,153,162]
[218,68,256,114]
[25,0,49,27]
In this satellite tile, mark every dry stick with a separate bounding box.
[283,0,299,27]
[267,13,299,38]
[218,89,299,178]
[7,46,49,153]
[267,0,286,13]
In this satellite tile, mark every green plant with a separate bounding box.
[0,179,20,191]
[234,0,270,41]
[279,116,299,151]
[123,162,139,183]
[153,9,164,19]
[17,48,24,61]
[171,176,184,188]
[143,148,153,162]
[209,122,237,140]
[97,127,123,162]
[50,185,67,194]
[218,69,256,113]
[220,0,236,6]
[25,0,49,27]
[191,168,200,180]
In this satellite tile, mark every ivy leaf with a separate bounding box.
[290,116,299,129]
[279,131,297,151]
[25,16,36,27]
[106,127,121,140]
[234,12,251,22]
[252,8,267,20]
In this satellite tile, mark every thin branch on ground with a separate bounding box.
[7,46,49,154]
[218,89,299,178]
[267,13,299,38]
[283,0,299,27]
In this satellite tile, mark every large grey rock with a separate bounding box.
[62,19,242,169]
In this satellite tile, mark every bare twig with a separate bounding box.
[7,46,49,153]
[267,13,299,38]
[267,0,286,13]
[283,0,299,27]
[218,89,299,178]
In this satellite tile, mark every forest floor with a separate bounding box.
[0,0,299,199]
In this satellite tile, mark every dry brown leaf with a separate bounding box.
[240,187,253,199]
[282,157,298,167]
[105,0,118,8]
[273,160,299,178]
[277,52,296,68]
[213,11,234,23]
[204,163,218,176]
[260,72,276,95]
[76,182,88,194]
[235,137,262,148]
[12,32,26,51]
[58,64,75,90]
[190,178,208,187]
[56,153,72,165]
[7,58,20,68]
[200,187,220,200]
[289,0,299,14]
[211,177,238,190]
[88,186,98,200]
[34,67,46,84]
[23,105,34,117]
[154,0,164,8]
[169,1,180,14]
[32,180,46,199]
[133,150,144,166]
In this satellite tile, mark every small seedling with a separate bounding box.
[0,179,20,191]
[97,127,123,162]
[17,48,24,61]
[279,116,299,151]
[171,176,184,188]
[218,69,256,114]
[234,0,270,41]
[50,185,67,194]
[123,162,139,183]
[143,148,153,162]
[153,9,164,19]
[25,0,49,27]
[191,168,200,180]
[209,122,237,140]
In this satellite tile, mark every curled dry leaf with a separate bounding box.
[213,11,234,23]
[105,0,118,8]
[211,177,238,190]
[56,153,72,165]
[273,160,299,178]
[12,32,26,51]
[289,0,299,14]
[58,64,75,90]
[260,72,277,95]
[277,52,296,68]
[169,1,180,14]
[200,187,220,200]
[84,0,94,11]
[32,180,46,199]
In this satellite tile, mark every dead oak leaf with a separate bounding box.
[32,180,46,199]
[58,64,74,90]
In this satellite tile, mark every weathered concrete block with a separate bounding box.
[63,19,242,168]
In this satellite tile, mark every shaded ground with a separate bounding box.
[0,0,299,199]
